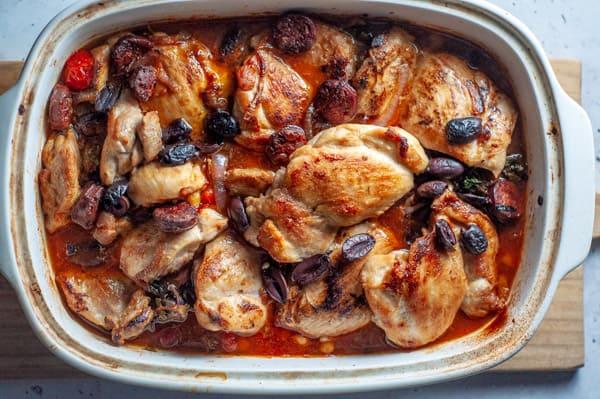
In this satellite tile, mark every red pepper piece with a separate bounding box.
[62,49,94,91]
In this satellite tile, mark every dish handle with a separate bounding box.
[552,94,595,283]
[0,84,21,288]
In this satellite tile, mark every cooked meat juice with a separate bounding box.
[41,14,526,355]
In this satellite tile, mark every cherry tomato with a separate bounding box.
[62,49,94,91]
[201,187,216,205]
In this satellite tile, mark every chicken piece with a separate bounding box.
[99,89,144,185]
[295,20,359,80]
[399,52,518,176]
[353,28,417,125]
[120,208,228,285]
[233,49,311,150]
[431,190,504,317]
[285,124,429,226]
[361,228,467,348]
[244,187,338,263]
[137,111,163,162]
[127,162,207,207]
[92,211,133,246]
[252,18,359,81]
[142,32,234,139]
[277,222,394,338]
[39,128,81,233]
[194,231,267,336]
[56,270,154,345]
[225,167,275,197]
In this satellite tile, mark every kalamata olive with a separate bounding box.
[427,157,465,179]
[101,180,130,216]
[341,233,376,263]
[129,65,157,102]
[416,180,448,199]
[111,34,154,75]
[261,263,288,304]
[228,196,249,234]
[446,117,483,145]
[70,183,104,230]
[291,254,330,286]
[272,14,317,54]
[435,219,456,251]
[266,125,307,166]
[95,80,122,113]
[205,110,240,139]
[458,192,490,209]
[461,224,488,255]
[313,79,358,125]
[158,144,199,165]
[65,240,107,268]
[489,178,522,224]
[153,202,198,233]
[163,118,192,144]
[47,83,72,130]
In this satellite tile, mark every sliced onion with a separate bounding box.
[211,153,228,212]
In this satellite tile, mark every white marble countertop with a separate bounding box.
[0,0,598,398]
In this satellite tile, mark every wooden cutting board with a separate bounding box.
[0,60,586,379]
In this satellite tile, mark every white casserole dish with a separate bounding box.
[0,0,594,393]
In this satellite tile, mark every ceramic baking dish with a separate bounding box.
[0,0,594,394]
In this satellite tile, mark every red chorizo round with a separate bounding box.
[313,79,357,125]
[272,14,317,54]
[266,125,307,166]
[47,83,73,131]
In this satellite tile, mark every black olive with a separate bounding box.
[261,262,288,304]
[101,180,130,216]
[163,118,192,145]
[446,117,483,145]
[435,219,457,251]
[228,196,249,234]
[291,254,330,286]
[159,144,200,165]
[461,224,488,255]
[95,81,122,113]
[205,110,240,139]
[341,233,376,263]
[416,180,448,199]
[427,157,465,179]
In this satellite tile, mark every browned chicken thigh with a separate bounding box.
[285,124,429,226]
[233,49,311,150]
[127,162,207,207]
[277,222,395,338]
[399,52,518,176]
[194,231,268,336]
[431,190,505,317]
[57,269,154,345]
[120,208,227,286]
[361,214,467,348]
[353,27,417,126]
[141,32,234,139]
[39,128,81,233]
[99,89,144,185]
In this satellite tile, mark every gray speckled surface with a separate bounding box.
[0,0,599,397]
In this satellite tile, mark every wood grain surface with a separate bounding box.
[0,60,586,378]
